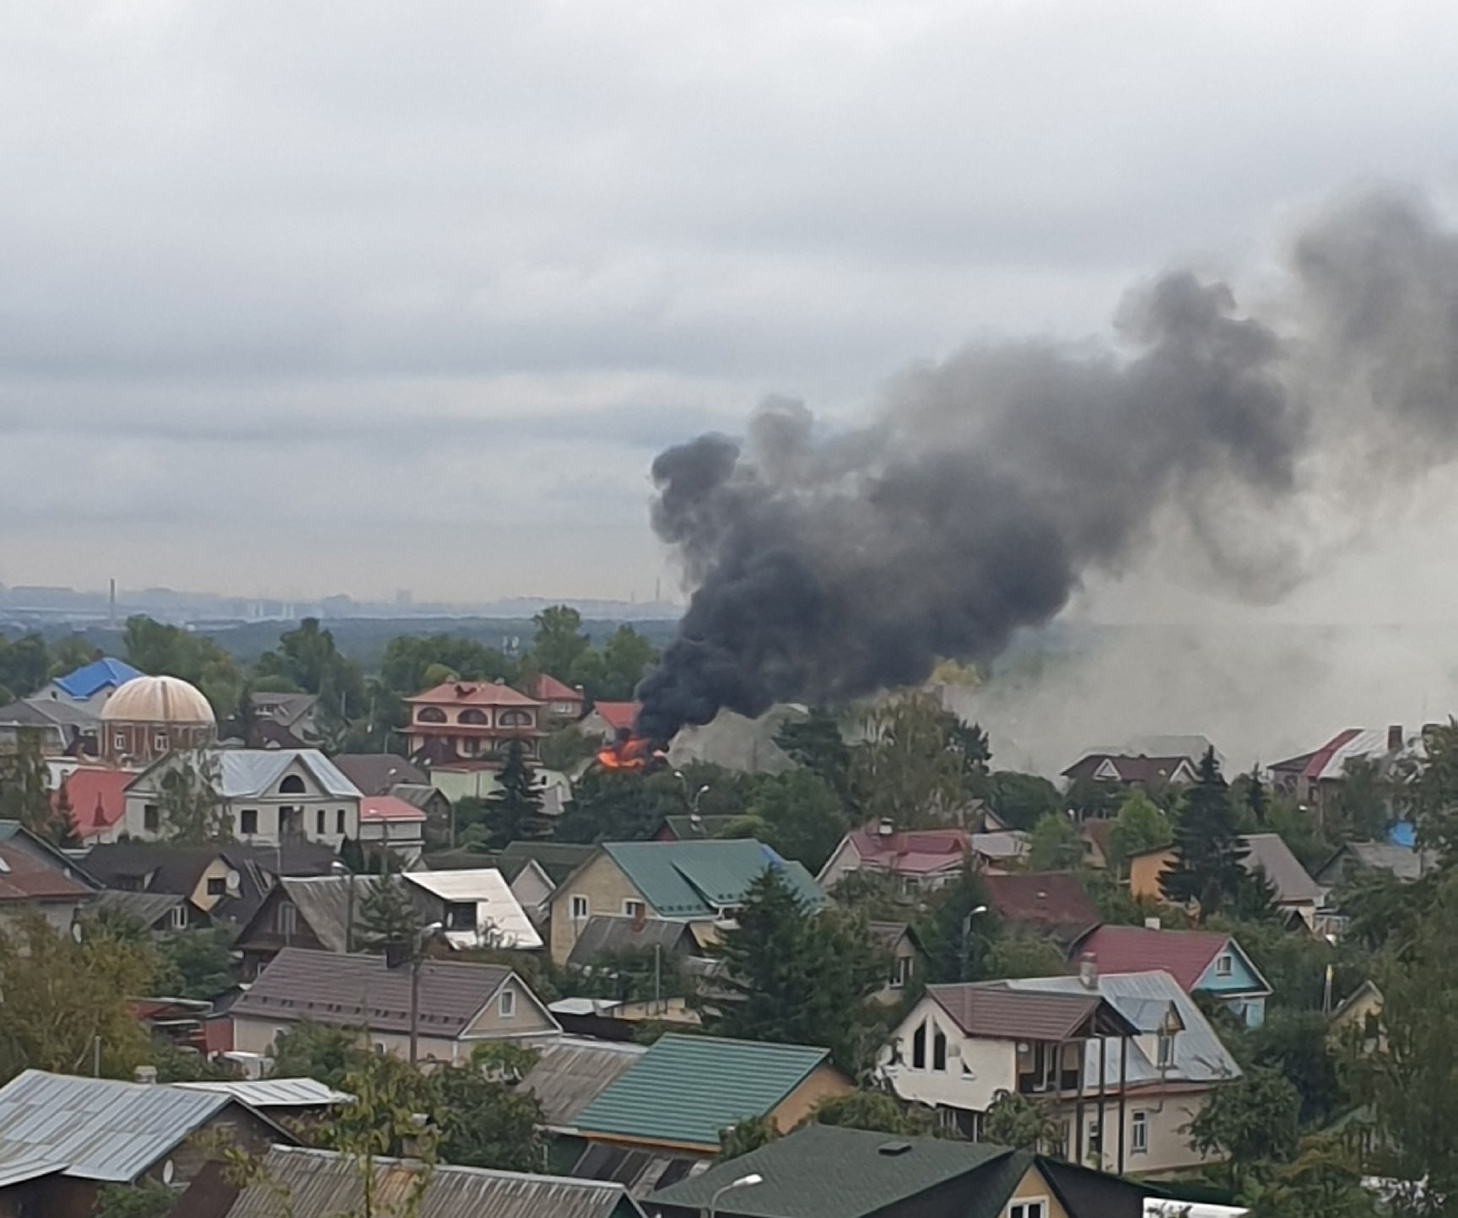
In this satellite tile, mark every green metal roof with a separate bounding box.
[649,1124,1024,1217]
[572,1035,831,1149]
[601,840,824,919]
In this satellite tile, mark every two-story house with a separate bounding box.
[120,749,362,849]
[402,680,547,765]
[881,968,1242,1176]
[529,673,585,725]
[1070,924,1273,1028]
[547,839,824,966]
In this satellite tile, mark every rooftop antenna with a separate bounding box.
[108,579,116,628]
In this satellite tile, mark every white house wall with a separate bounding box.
[880,996,1018,1113]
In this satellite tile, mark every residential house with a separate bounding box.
[402,868,543,950]
[818,822,968,895]
[232,875,382,979]
[99,675,217,767]
[330,753,429,796]
[566,915,701,974]
[520,1037,647,1132]
[983,872,1102,950]
[0,700,100,757]
[664,706,798,775]
[427,761,571,815]
[118,748,362,848]
[0,820,100,932]
[32,656,142,713]
[649,1124,1154,1218]
[359,794,427,863]
[578,700,640,743]
[83,840,338,931]
[171,1145,647,1218]
[493,840,596,918]
[1269,725,1420,815]
[402,679,547,765]
[393,782,454,847]
[1330,980,1385,1054]
[1129,835,1329,928]
[96,889,193,935]
[531,672,586,724]
[170,1078,352,1124]
[0,1068,289,1218]
[869,920,923,1001]
[571,1034,853,1191]
[1071,924,1273,1028]
[1061,752,1199,792]
[229,947,560,1063]
[55,766,129,844]
[881,970,1243,1175]
[1314,839,1437,888]
[246,691,319,747]
[547,839,824,967]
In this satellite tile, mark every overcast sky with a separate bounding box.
[5,1,1458,612]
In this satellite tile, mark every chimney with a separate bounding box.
[1388,724,1404,752]
[1144,916,1162,930]
[134,1066,158,1085]
[1078,952,1098,990]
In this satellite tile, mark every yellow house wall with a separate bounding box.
[460,977,558,1039]
[548,852,649,965]
[191,858,233,913]
[1007,1164,1070,1218]
[1128,848,1177,901]
[767,1063,855,1131]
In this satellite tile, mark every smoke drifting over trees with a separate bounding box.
[636,189,1458,741]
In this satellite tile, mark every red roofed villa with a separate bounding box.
[818,821,973,895]
[579,700,640,741]
[528,673,585,724]
[402,680,546,766]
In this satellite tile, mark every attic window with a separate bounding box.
[1215,953,1233,977]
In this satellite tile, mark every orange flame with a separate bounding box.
[595,732,666,772]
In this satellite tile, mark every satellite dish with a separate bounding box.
[162,1159,175,1185]
[225,869,242,895]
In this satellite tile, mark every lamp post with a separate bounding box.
[330,859,355,955]
[672,770,711,818]
[408,921,444,1065]
[961,904,988,978]
[708,1172,763,1218]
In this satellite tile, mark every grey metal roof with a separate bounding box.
[95,889,186,927]
[0,1070,232,1183]
[221,1146,645,1218]
[1241,833,1324,904]
[271,875,383,953]
[520,1037,646,1127]
[331,753,428,796]
[565,915,696,969]
[172,1078,352,1108]
[216,749,361,799]
[1004,970,1242,1087]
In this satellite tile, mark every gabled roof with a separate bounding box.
[521,1037,647,1127]
[172,1078,351,1109]
[495,841,596,884]
[0,820,99,899]
[1316,840,1435,884]
[531,673,584,703]
[658,814,741,841]
[51,657,142,700]
[0,1070,252,1183]
[330,753,428,796]
[248,692,317,729]
[566,916,697,969]
[95,889,187,928]
[403,869,543,950]
[926,983,1136,1042]
[360,794,428,823]
[599,840,824,919]
[574,1034,834,1150]
[843,823,971,875]
[214,749,360,799]
[57,767,130,838]
[588,701,639,731]
[232,947,551,1039]
[1241,833,1324,905]
[1270,728,1393,782]
[1062,754,1196,785]
[406,681,543,708]
[245,875,383,953]
[649,1124,1021,1218]
[199,1145,645,1218]
[1073,924,1269,994]
[983,872,1101,937]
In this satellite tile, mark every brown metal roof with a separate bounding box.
[231,947,513,1038]
[927,983,1122,1042]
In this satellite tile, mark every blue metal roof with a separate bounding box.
[52,658,142,699]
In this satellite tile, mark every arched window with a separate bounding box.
[912,1021,927,1070]
[280,775,306,795]
[933,1026,947,1072]
[459,708,488,725]
[417,707,447,724]
[499,710,532,727]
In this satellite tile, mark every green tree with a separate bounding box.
[268,1019,366,1089]
[1026,812,1082,872]
[985,936,1068,979]
[1106,791,1172,872]
[730,770,851,873]
[93,1180,177,1218]
[1245,1136,1381,1218]
[1160,748,1246,918]
[255,617,368,722]
[485,741,552,846]
[0,729,68,843]
[1410,721,1458,869]
[356,873,421,951]
[1248,1009,1343,1127]
[379,633,517,696]
[985,771,1062,831]
[912,866,996,984]
[157,926,237,1000]
[718,1115,779,1161]
[48,633,97,678]
[708,868,889,1076]
[123,615,244,718]
[803,1089,935,1135]
[849,692,972,828]
[599,625,657,700]
[775,707,853,802]
[433,1065,545,1172]
[982,1091,1064,1155]
[158,749,229,844]
[0,632,50,699]
[555,768,683,843]
[1330,757,1395,844]
[528,606,590,683]
[1065,777,1122,821]
[1186,1065,1301,1190]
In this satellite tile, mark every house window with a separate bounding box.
[280,775,306,795]
[240,809,258,836]
[1087,1118,1102,1158]
[1156,1032,1174,1068]
[153,732,168,753]
[169,905,187,931]
[445,902,476,932]
[143,804,160,833]
[418,707,447,724]
[206,877,226,897]
[316,809,326,835]
[1215,953,1233,977]
[1131,1111,1148,1154]
[570,895,589,921]
[912,1021,927,1070]
[276,902,297,937]
[1007,1203,1046,1218]
[932,1026,947,1072]
[499,988,516,1019]
[460,708,488,726]
[623,899,645,919]
[891,955,913,988]
[336,809,346,834]
[499,710,531,727]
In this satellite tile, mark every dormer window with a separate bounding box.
[1214,953,1233,977]
[445,901,476,932]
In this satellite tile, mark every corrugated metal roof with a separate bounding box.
[222,1146,643,1218]
[173,1078,352,1108]
[601,841,824,919]
[270,875,382,953]
[403,869,543,950]
[0,1070,231,1183]
[0,1155,65,1188]
[96,889,186,927]
[521,1038,646,1127]
[52,658,142,699]
[927,984,1119,1042]
[1241,834,1324,905]
[232,948,521,1038]
[216,750,361,799]
[574,1034,832,1150]
[566,916,695,969]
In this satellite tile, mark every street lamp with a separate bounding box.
[408,921,444,1065]
[673,770,711,817]
[961,904,988,976]
[330,859,355,955]
[708,1173,763,1218]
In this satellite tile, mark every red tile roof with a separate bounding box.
[1269,728,1363,780]
[848,824,969,876]
[927,984,1108,1041]
[360,795,428,823]
[406,681,543,708]
[591,701,639,731]
[0,840,91,902]
[56,767,130,840]
[1072,925,1231,992]
[530,673,583,703]
[983,872,1100,934]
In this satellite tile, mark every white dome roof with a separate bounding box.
[101,675,216,726]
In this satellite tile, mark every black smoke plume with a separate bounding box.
[635,189,1458,742]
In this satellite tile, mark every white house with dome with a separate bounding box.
[101,675,217,767]
[120,748,363,848]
